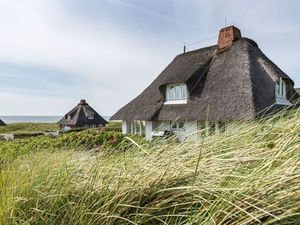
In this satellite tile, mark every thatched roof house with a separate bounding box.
[111,26,299,140]
[0,119,6,127]
[59,100,107,130]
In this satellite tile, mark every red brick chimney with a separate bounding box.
[217,26,241,49]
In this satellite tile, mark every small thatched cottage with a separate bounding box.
[0,118,6,127]
[59,100,107,130]
[111,26,299,140]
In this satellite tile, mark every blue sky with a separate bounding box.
[0,0,299,116]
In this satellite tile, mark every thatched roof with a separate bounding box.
[0,119,6,126]
[58,100,107,127]
[112,36,299,122]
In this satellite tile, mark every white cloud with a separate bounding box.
[0,0,299,116]
[0,0,177,115]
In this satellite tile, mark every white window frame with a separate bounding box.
[87,115,95,120]
[170,121,185,131]
[275,78,291,105]
[165,83,188,104]
[129,120,145,135]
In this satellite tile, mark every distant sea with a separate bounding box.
[0,116,111,124]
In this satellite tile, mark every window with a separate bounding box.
[65,115,71,120]
[275,78,291,105]
[197,121,226,136]
[129,121,145,135]
[87,115,95,120]
[165,83,188,104]
[275,78,286,99]
[170,121,185,131]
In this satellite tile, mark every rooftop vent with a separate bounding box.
[217,26,241,49]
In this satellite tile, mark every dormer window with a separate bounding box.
[275,78,291,105]
[65,115,71,120]
[87,115,95,120]
[165,83,188,104]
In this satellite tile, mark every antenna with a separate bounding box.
[225,17,227,27]
[182,35,217,54]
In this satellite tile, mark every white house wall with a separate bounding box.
[149,121,198,141]
[183,121,198,141]
[123,120,231,141]
[122,121,128,134]
[122,120,145,136]
[225,122,242,134]
[145,121,153,140]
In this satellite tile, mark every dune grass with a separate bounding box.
[0,123,59,134]
[0,109,299,224]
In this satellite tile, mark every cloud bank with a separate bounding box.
[0,0,299,115]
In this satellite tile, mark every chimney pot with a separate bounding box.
[80,99,87,105]
[217,26,241,49]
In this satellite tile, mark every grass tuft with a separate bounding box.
[0,108,300,224]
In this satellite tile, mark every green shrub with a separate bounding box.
[0,129,141,164]
[0,123,59,134]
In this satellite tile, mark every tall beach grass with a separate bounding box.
[0,108,300,224]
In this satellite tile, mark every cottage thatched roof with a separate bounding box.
[58,100,107,127]
[0,119,6,126]
[112,37,299,122]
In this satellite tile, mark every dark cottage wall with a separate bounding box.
[58,100,107,128]
[0,119,6,126]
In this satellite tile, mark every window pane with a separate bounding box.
[275,81,280,97]
[166,83,188,101]
[166,89,169,100]
[275,79,287,99]
[175,85,180,99]
[180,85,185,99]
[182,85,187,98]
[171,86,175,99]
[282,81,286,98]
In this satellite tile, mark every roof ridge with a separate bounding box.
[176,37,258,59]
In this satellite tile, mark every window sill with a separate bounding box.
[164,99,187,105]
[276,97,292,106]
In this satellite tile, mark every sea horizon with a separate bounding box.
[0,115,111,124]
